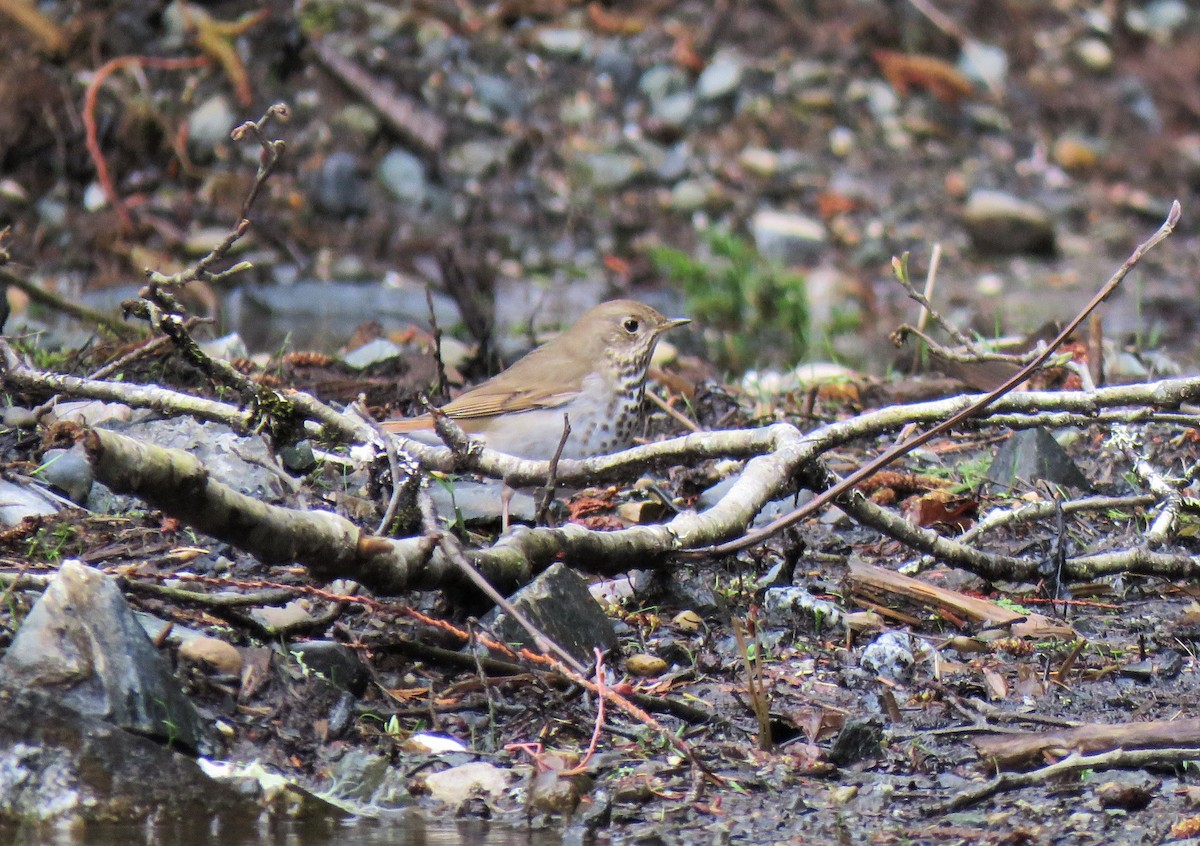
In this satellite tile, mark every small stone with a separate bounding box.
[342,337,404,369]
[37,446,94,504]
[962,189,1056,254]
[82,182,108,212]
[199,333,248,362]
[0,178,29,203]
[377,148,429,207]
[1095,775,1155,811]
[738,147,780,177]
[672,610,702,633]
[187,94,236,160]
[535,28,586,58]
[1127,0,1189,42]
[616,500,667,524]
[279,440,316,474]
[445,140,510,178]
[957,40,1008,93]
[310,152,369,218]
[423,763,509,810]
[3,406,36,428]
[625,654,668,676]
[1073,37,1113,72]
[828,126,855,158]
[697,52,744,100]
[180,636,243,676]
[1052,134,1104,171]
[0,479,60,525]
[579,152,643,191]
[638,65,687,103]
[331,103,381,141]
[668,179,710,211]
[288,641,369,696]
[751,209,828,264]
[653,91,697,129]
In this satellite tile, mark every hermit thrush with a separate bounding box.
[383,300,689,460]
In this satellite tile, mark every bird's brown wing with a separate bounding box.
[381,378,578,433]
[435,383,577,418]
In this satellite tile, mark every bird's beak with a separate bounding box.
[663,317,691,331]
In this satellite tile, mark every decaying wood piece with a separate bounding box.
[845,560,1076,640]
[973,717,1200,771]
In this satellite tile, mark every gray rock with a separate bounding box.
[0,479,60,525]
[578,152,644,190]
[985,427,1092,493]
[107,417,287,502]
[280,439,316,474]
[2,405,36,428]
[535,28,586,58]
[653,91,697,129]
[0,687,255,824]
[697,52,744,100]
[751,209,828,264]
[322,751,415,810]
[37,445,93,504]
[483,562,617,666]
[331,103,382,141]
[669,179,710,211]
[428,477,536,526]
[342,337,405,369]
[957,40,1007,93]
[226,280,461,354]
[828,719,884,766]
[199,332,249,362]
[473,74,524,118]
[1126,0,1189,41]
[962,189,1056,255]
[655,143,692,182]
[0,561,213,754]
[762,586,844,634]
[288,641,369,696]
[638,65,688,103]
[594,40,637,92]
[860,631,916,683]
[311,152,370,217]
[377,148,429,207]
[445,139,512,178]
[186,94,236,160]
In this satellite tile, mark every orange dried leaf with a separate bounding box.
[872,49,974,105]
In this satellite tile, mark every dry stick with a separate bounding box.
[0,268,141,339]
[685,200,1182,558]
[534,413,571,527]
[910,242,942,372]
[934,747,1200,814]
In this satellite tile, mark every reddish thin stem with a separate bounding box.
[83,55,209,233]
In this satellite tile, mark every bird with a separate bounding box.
[382,300,689,460]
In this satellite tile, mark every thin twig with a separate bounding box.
[534,413,571,527]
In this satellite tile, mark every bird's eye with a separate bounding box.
[622,318,640,333]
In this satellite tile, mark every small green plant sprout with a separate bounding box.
[651,229,809,371]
